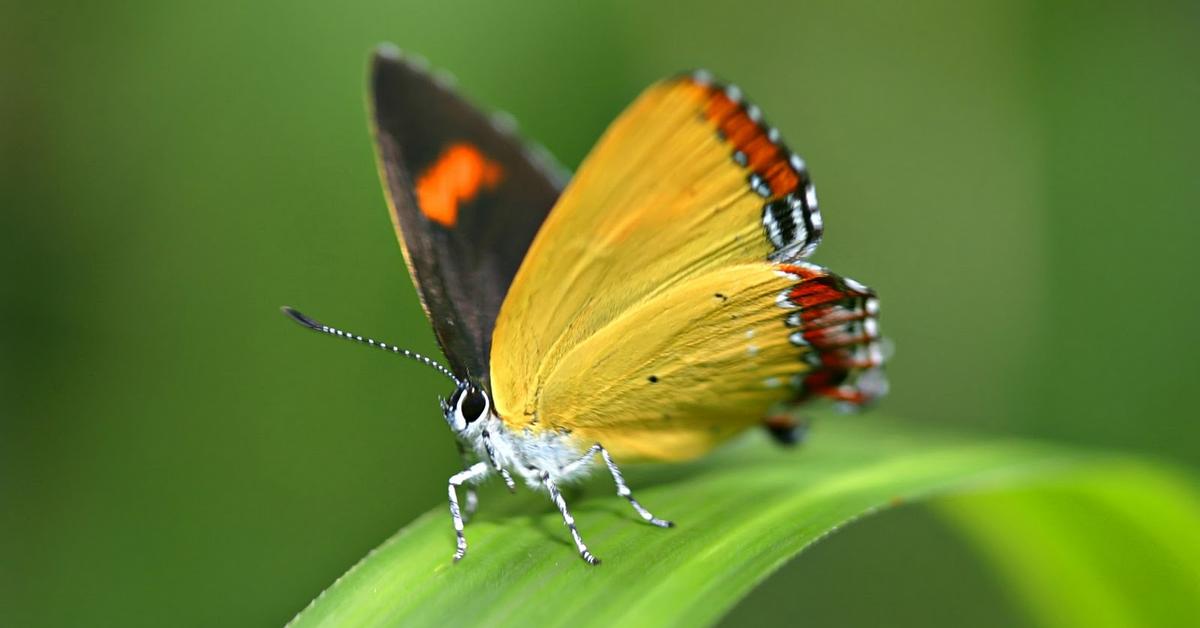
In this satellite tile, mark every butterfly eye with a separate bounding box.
[451,385,490,430]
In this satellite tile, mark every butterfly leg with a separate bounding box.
[562,444,673,528]
[541,471,601,565]
[481,429,517,492]
[448,462,489,561]
[454,441,480,522]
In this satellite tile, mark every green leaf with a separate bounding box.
[937,461,1200,628]
[288,419,1200,628]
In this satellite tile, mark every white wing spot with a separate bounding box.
[844,277,869,293]
[433,69,458,89]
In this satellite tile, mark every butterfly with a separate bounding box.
[283,45,887,565]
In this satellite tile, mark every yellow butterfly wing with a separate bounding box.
[490,74,884,461]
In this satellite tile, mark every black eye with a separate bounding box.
[457,387,489,424]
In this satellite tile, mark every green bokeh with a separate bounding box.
[2,1,1196,626]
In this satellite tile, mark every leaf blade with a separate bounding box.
[287,420,1195,628]
[938,461,1200,628]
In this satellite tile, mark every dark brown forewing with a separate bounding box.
[369,46,563,384]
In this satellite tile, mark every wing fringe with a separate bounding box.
[776,262,888,409]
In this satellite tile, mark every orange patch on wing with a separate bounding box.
[415,143,503,228]
[700,88,801,197]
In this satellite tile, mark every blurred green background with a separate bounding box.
[3,1,1197,626]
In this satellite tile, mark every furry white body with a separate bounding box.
[443,384,672,564]
[459,413,595,489]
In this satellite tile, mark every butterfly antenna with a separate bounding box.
[281,306,461,386]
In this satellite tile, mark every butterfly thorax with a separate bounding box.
[446,383,594,488]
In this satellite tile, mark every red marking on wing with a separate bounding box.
[788,281,848,309]
[776,263,885,407]
[415,143,504,228]
[701,90,801,197]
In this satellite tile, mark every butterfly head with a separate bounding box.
[443,382,492,434]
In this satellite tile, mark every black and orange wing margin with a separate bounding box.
[776,262,887,408]
[692,73,885,411]
[369,46,564,384]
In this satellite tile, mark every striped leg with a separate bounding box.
[481,429,517,491]
[562,444,673,528]
[454,441,479,522]
[542,472,600,565]
[462,485,478,523]
[448,462,489,562]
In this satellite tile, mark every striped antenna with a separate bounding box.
[281,306,461,386]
